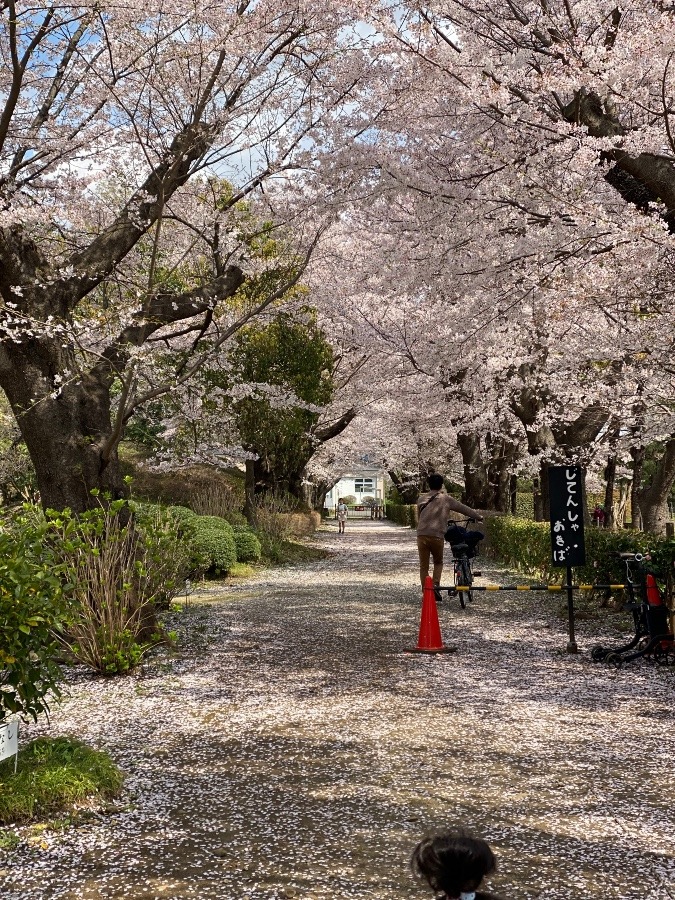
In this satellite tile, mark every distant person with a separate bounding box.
[337,497,347,534]
[417,474,483,592]
[411,829,504,900]
[592,504,606,528]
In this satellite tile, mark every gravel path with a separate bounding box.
[2,521,675,900]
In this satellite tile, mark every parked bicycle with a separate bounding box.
[591,552,674,666]
[443,517,484,609]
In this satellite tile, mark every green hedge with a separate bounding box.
[220,509,248,529]
[514,493,534,519]
[485,516,675,584]
[386,503,417,527]
[233,530,262,563]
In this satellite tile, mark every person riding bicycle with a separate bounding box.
[416,474,483,591]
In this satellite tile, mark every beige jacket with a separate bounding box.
[416,491,482,539]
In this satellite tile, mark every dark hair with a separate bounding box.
[411,829,497,898]
[428,473,444,491]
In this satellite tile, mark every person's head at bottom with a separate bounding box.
[411,829,502,899]
[427,473,444,491]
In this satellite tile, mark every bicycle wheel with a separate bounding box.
[453,560,466,609]
[457,557,473,604]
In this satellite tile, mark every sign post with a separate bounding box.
[549,465,586,654]
[0,721,19,773]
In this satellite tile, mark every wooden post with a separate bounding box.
[566,565,578,654]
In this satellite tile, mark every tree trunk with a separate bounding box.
[243,459,257,527]
[244,408,357,507]
[0,338,126,512]
[533,476,543,521]
[630,446,645,530]
[388,470,425,504]
[458,432,491,508]
[614,479,630,528]
[458,432,517,511]
[580,466,590,527]
[509,473,517,515]
[603,455,617,529]
[486,435,518,512]
[302,477,334,512]
[537,460,551,521]
[636,439,675,535]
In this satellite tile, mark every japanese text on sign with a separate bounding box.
[548,466,586,568]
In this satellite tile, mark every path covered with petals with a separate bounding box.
[2,521,674,900]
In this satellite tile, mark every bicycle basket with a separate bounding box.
[446,527,484,559]
[444,523,465,544]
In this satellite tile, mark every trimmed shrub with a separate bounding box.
[233,530,262,563]
[164,504,209,574]
[131,502,195,606]
[166,505,199,526]
[222,509,248,529]
[197,515,235,535]
[484,516,551,578]
[191,515,237,573]
[485,515,675,584]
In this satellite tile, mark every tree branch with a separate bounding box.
[97,266,245,376]
[313,407,356,444]
[58,123,217,308]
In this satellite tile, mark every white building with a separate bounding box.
[324,466,388,511]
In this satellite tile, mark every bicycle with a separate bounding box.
[445,517,484,609]
[591,552,674,666]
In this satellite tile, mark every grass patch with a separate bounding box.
[262,539,330,566]
[228,561,257,578]
[0,829,19,850]
[0,736,123,824]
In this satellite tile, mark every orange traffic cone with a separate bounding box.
[645,573,663,606]
[406,577,457,654]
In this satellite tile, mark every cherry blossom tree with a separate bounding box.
[0,0,408,512]
[320,1,675,529]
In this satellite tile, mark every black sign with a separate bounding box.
[549,466,586,568]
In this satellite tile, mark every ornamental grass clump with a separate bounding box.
[252,491,300,561]
[42,495,192,675]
